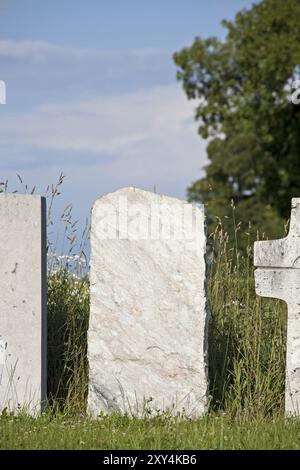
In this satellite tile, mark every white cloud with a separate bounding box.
[0,39,165,60]
[0,84,207,184]
[0,39,175,105]
[0,39,207,223]
[0,39,77,59]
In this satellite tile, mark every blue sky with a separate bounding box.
[0,0,255,251]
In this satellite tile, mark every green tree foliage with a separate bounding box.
[173,0,300,247]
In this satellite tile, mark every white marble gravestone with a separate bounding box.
[0,194,47,414]
[254,198,300,416]
[88,187,209,417]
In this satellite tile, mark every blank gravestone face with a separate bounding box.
[255,198,300,416]
[0,194,47,414]
[88,187,209,417]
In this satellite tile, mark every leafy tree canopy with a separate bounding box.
[174,0,300,248]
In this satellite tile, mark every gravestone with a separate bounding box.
[254,198,300,416]
[0,194,47,414]
[88,187,209,417]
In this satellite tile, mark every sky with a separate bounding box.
[0,0,255,253]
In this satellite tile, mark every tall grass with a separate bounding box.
[208,219,286,419]
[46,175,90,413]
[47,269,89,413]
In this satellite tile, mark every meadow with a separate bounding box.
[0,177,299,450]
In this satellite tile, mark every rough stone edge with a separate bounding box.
[91,186,197,210]
[41,196,47,412]
[202,203,210,415]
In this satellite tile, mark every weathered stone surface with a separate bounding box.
[0,194,47,414]
[88,187,209,417]
[254,198,300,416]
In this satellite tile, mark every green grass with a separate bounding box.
[1,413,300,450]
[47,269,89,413]
[207,221,286,419]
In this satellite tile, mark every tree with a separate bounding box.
[173,0,300,249]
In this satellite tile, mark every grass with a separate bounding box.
[1,413,300,450]
[47,269,89,413]
[0,175,297,449]
[207,220,286,419]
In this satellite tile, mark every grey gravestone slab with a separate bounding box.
[255,198,300,415]
[0,194,47,414]
[88,187,209,418]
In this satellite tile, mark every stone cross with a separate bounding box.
[88,187,209,418]
[254,198,300,416]
[0,194,47,414]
